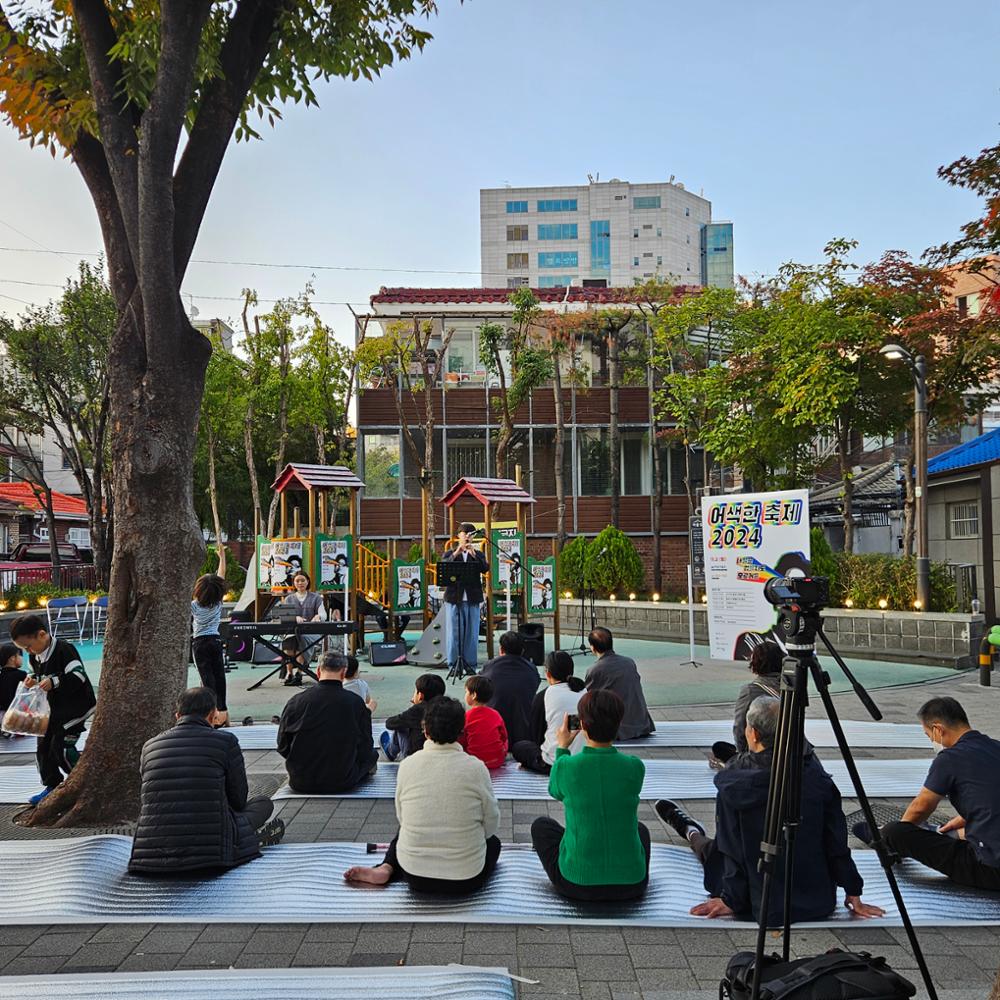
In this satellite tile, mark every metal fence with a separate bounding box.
[0,564,99,596]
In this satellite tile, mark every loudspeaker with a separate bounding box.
[369,640,408,665]
[225,609,254,662]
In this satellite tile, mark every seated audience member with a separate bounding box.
[657,697,883,923]
[129,687,283,875]
[277,653,378,794]
[343,655,377,714]
[584,627,654,740]
[711,641,783,764]
[0,643,27,733]
[380,673,446,761]
[531,689,650,901]
[460,675,508,769]
[9,614,97,805]
[863,697,1000,891]
[344,697,501,894]
[512,650,584,774]
[480,631,541,745]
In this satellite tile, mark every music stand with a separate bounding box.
[441,560,485,682]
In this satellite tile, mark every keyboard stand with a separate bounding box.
[246,631,325,692]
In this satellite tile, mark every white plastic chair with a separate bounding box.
[46,596,89,642]
[89,596,109,642]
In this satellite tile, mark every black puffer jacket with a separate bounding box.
[128,716,259,875]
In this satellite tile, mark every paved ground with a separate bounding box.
[1,655,998,998]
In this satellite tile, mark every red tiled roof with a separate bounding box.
[441,477,535,507]
[371,286,702,307]
[0,482,89,519]
[272,463,365,492]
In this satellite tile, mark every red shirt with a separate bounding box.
[460,704,508,770]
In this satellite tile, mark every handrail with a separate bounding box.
[355,543,389,606]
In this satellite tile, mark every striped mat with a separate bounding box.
[1,835,998,928]
[0,966,514,1000]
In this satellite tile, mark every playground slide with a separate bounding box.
[406,605,448,667]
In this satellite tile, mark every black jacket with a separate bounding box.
[29,639,96,728]
[128,716,260,875]
[439,546,488,604]
[480,653,541,745]
[585,652,655,740]
[277,680,377,794]
[709,749,864,923]
[384,701,429,752]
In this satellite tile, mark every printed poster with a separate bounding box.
[316,533,352,591]
[703,489,811,661]
[528,557,556,614]
[392,559,425,614]
[490,527,524,590]
[257,536,308,591]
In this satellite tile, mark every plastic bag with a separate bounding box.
[1,681,50,736]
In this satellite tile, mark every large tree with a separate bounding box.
[0,1,438,826]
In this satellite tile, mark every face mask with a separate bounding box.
[931,741,944,755]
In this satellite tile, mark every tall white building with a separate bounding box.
[480,178,733,290]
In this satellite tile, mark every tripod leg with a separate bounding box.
[805,656,939,1000]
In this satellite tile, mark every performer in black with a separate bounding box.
[440,522,488,677]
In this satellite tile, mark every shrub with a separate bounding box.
[0,581,87,611]
[406,542,437,564]
[198,545,247,596]
[808,527,839,593]
[558,535,589,595]
[585,525,644,596]
[833,553,956,613]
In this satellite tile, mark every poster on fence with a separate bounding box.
[257,537,309,591]
[392,559,425,614]
[316,534,352,592]
[703,489,811,661]
[490,526,524,616]
[528,557,556,614]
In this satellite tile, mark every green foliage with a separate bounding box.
[558,536,590,594]
[808,527,839,593]
[198,545,247,595]
[406,542,437,564]
[832,553,956,613]
[2,582,93,609]
[585,525,644,596]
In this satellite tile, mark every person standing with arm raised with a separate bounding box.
[440,523,488,675]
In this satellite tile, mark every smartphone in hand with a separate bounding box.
[567,714,581,732]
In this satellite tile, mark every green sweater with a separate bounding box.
[548,745,646,886]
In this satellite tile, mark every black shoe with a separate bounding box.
[270,715,281,725]
[283,675,295,686]
[242,716,254,727]
[852,820,875,845]
[257,817,285,847]
[654,799,706,839]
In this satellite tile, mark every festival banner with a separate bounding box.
[316,533,352,592]
[391,558,425,614]
[703,489,811,661]
[490,526,524,616]
[528,557,556,614]
[257,537,309,591]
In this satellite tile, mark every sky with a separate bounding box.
[0,0,998,347]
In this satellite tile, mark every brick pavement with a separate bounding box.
[0,667,997,998]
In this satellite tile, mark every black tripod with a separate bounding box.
[749,601,937,1000]
[567,557,597,657]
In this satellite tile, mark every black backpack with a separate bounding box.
[721,949,917,999]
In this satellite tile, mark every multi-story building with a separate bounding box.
[480,179,733,290]
[354,287,701,589]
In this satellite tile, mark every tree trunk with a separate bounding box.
[608,331,621,527]
[27,305,209,826]
[989,965,1000,1000]
[651,433,662,594]
[902,444,916,557]
[206,418,226,579]
[553,361,567,549]
[41,488,61,582]
[243,402,262,534]
[684,440,694,514]
[265,352,290,538]
[838,424,855,554]
[89,475,109,590]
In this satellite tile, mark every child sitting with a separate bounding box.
[380,673,445,761]
[0,643,28,739]
[343,655,377,714]
[460,675,508,770]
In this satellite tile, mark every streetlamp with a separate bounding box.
[879,343,929,611]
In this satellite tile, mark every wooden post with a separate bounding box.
[348,487,358,652]
[484,502,494,659]
[552,536,560,650]
[421,470,431,628]
[388,538,397,640]
[292,504,301,539]
[318,492,327,537]
[514,464,527,628]
[253,508,262,622]
[279,492,288,538]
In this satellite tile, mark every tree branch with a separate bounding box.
[172,0,284,281]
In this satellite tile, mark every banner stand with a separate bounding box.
[682,563,701,668]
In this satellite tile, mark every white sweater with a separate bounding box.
[395,740,500,879]
[541,682,584,765]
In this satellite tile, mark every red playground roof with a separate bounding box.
[440,477,535,507]
[370,285,702,307]
[272,464,365,492]
[0,482,89,520]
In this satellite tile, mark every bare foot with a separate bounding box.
[344,863,393,886]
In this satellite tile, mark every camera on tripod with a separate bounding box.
[763,575,830,643]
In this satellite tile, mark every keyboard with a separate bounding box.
[220,620,356,638]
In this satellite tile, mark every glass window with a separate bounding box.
[538,251,578,268]
[656,227,662,237]
[633,196,661,209]
[362,432,400,498]
[633,257,639,267]
[643,252,653,258]
[447,329,476,374]
[506,200,528,213]
[538,275,575,288]
[590,220,610,271]
[531,428,573,496]
[507,277,529,288]
[642,224,653,230]
[948,502,980,538]
[536,198,578,212]
[506,225,528,241]
[402,429,444,497]
[537,223,578,240]
[657,255,662,266]
[633,228,639,238]
[447,431,489,482]
[507,252,529,269]
[577,429,610,496]
[685,207,690,217]
[622,431,649,495]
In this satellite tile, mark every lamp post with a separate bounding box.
[879,343,929,611]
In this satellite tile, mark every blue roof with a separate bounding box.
[928,427,1000,475]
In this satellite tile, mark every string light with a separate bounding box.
[628,592,637,601]
[845,598,854,608]
[878,598,888,610]
[652,592,661,602]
